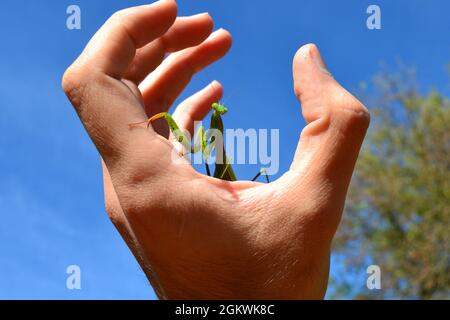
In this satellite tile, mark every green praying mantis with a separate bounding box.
[129,103,269,183]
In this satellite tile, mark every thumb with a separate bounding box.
[288,43,370,210]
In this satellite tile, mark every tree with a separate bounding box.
[331,66,450,299]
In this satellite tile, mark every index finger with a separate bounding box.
[62,0,177,162]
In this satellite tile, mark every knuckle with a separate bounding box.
[331,91,371,132]
[110,9,128,22]
[61,66,78,94]
[110,8,137,28]
[62,65,89,108]
[62,64,104,114]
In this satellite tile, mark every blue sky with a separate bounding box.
[0,0,448,299]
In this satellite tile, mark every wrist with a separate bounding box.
[147,257,328,300]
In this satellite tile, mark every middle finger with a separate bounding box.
[124,13,214,85]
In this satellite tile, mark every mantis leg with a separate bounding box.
[251,169,270,183]
[203,140,216,177]
[191,126,205,153]
[130,112,192,152]
[219,156,234,180]
[202,138,234,180]
[191,126,211,177]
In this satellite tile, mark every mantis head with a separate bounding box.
[212,102,228,115]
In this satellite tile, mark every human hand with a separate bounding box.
[62,0,370,299]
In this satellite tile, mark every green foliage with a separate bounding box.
[332,67,450,299]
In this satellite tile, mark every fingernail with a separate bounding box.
[209,28,224,39]
[310,45,332,76]
[155,0,176,6]
[193,12,210,17]
[210,80,221,89]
